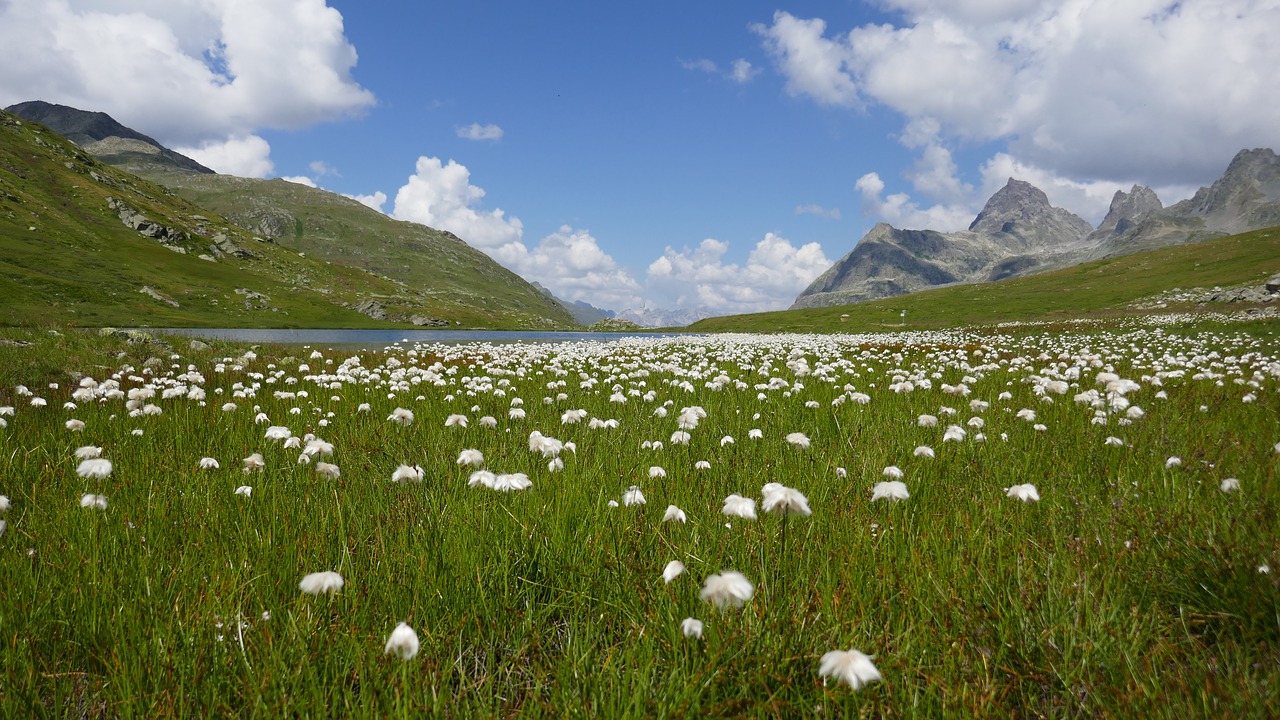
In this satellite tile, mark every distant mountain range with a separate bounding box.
[793,148,1280,309]
[614,306,713,328]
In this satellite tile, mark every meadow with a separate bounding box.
[0,317,1278,718]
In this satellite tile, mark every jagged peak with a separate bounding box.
[968,178,1053,233]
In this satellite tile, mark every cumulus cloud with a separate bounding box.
[681,58,719,73]
[176,135,274,178]
[510,226,644,310]
[855,172,975,231]
[646,234,832,314]
[0,0,373,161]
[730,59,760,84]
[309,160,339,177]
[755,3,1280,223]
[795,204,842,220]
[279,176,318,188]
[391,156,527,264]
[456,123,504,141]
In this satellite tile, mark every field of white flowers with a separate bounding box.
[1,322,1277,717]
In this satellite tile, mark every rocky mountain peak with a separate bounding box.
[1096,184,1163,235]
[968,179,1051,233]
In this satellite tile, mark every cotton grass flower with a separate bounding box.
[299,571,344,595]
[75,446,102,459]
[1165,456,1182,469]
[662,560,686,584]
[468,470,496,488]
[445,414,468,428]
[882,465,904,479]
[491,473,532,492]
[1220,478,1241,493]
[77,458,112,480]
[663,505,687,523]
[818,649,882,690]
[1005,484,1041,502]
[680,618,703,639]
[785,432,811,449]
[913,445,935,458]
[1104,436,1124,447]
[700,571,754,610]
[623,486,647,506]
[871,481,909,502]
[65,419,85,431]
[761,485,812,516]
[264,426,292,442]
[387,408,414,426]
[720,435,735,447]
[199,457,220,470]
[392,464,425,483]
[234,485,253,497]
[456,449,484,467]
[315,462,340,480]
[0,496,9,513]
[79,493,108,510]
[721,494,757,519]
[748,428,763,440]
[384,622,420,661]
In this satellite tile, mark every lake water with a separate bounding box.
[152,328,686,348]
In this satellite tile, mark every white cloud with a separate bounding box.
[391,156,527,264]
[456,123,504,142]
[0,0,373,159]
[175,134,274,178]
[681,58,719,73]
[795,204,842,220]
[346,191,388,214]
[755,3,1280,188]
[510,226,644,310]
[855,172,975,231]
[646,234,832,314]
[730,59,760,84]
[309,160,339,177]
[279,175,318,188]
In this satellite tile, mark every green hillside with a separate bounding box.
[0,110,574,329]
[689,226,1280,333]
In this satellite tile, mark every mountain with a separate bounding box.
[615,306,713,328]
[793,179,1093,309]
[5,100,215,175]
[5,101,575,329]
[531,282,615,325]
[793,149,1280,310]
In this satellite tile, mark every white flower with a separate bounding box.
[663,505,687,523]
[1165,457,1182,469]
[547,457,564,473]
[242,453,265,473]
[303,439,334,457]
[234,485,253,497]
[384,622,420,660]
[76,458,112,480]
[623,486,647,506]
[917,414,938,427]
[648,466,666,479]
[748,428,763,440]
[1005,484,1040,502]
[871,481,909,502]
[680,617,703,639]
[283,436,302,449]
[445,414,468,428]
[818,649,882,690]
[79,493,108,510]
[1104,436,1124,447]
[456,449,484,467]
[508,408,526,420]
[785,432,811,449]
[943,425,966,443]
[761,485,812,516]
[479,415,498,427]
[1220,478,1241,493]
[221,402,237,412]
[694,460,711,470]
[720,435,735,447]
[199,457,220,470]
[388,408,415,426]
[836,467,847,479]
[662,560,686,584]
[74,446,102,460]
[882,466,903,479]
[65,419,85,431]
[315,462,341,480]
[264,426,292,442]
[468,470,496,488]
[299,571,344,595]
[491,473,532,492]
[700,571,754,610]
[392,464,425,483]
[913,446,935,459]
[669,430,691,445]
[721,494,757,519]
[0,495,9,513]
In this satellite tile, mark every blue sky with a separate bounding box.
[3,1,1279,315]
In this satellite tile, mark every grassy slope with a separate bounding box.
[0,111,574,330]
[690,227,1280,333]
[131,168,577,329]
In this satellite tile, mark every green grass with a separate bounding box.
[0,321,1277,717]
[689,226,1280,334]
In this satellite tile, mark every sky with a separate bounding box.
[2,0,1279,316]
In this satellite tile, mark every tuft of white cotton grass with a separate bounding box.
[913,445,935,458]
[623,486,647,506]
[662,560,686,584]
[456,449,484,467]
[871,481,909,502]
[761,484,812,516]
[680,617,703,639]
[785,432,811,449]
[1165,456,1182,469]
[315,462,340,480]
[1220,478,1241,493]
[882,465,904,479]
[748,428,763,440]
[384,622,420,660]
[392,464,425,483]
[1005,484,1041,502]
[700,570,754,610]
[264,426,292,442]
[491,473,532,492]
[75,445,102,460]
[242,453,265,473]
[0,495,10,513]
[663,505,687,523]
[234,486,253,497]
[818,649,882,690]
[76,458,112,480]
[445,414,468,428]
[547,457,564,473]
[721,494,757,519]
[387,408,414,426]
[648,466,666,479]
[299,571,344,595]
[65,419,85,432]
[199,457,220,470]
[79,493,108,510]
